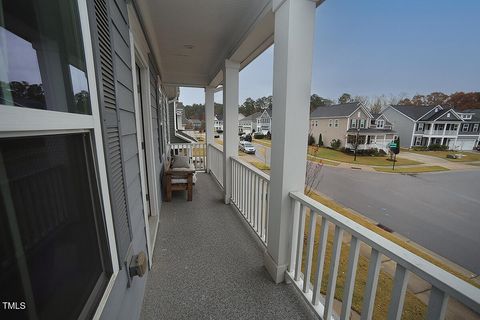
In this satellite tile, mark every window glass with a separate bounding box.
[0,134,111,319]
[0,0,91,114]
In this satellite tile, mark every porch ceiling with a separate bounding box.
[134,0,274,88]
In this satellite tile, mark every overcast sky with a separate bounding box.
[179,0,480,106]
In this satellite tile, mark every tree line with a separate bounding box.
[182,91,480,119]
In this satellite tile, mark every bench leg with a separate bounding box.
[187,175,193,201]
[166,176,172,202]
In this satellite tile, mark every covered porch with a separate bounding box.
[141,173,315,319]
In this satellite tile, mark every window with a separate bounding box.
[417,123,424,131]
[377,120,384,129]
[360,119,366,128]
[334,119,339,127]
[328,119,333,127]
[0,134,111,319]
[463,123,469,131]
[0,0,115,318]
[1,0,91,114]
[473,124,479,132]
[415,136,422,146]
[351,119,357,128]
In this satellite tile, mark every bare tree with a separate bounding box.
[305,156,324,196]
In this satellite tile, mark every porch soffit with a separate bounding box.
[134,0,274,88]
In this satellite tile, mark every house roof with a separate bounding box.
[389,105,438,121]
[420,108,462,121]
[458,109,480,122]
[215,114,223,121]
[239,111,262,122]
[310,102,365,118]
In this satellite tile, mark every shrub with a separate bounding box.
[244,134,252,142]
[330,139,341,150]
[253,133,265,139]
[412,146,428,151]
[266,131,272,140]
[378,149,387,156]
[216,129,223,133]
[318,134,324,146]
[428,144,448,151]
[308,134,316,146]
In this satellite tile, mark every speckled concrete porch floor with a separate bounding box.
[141,173,316,320]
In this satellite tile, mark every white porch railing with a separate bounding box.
[287,191,480,320]
[169,143,207,171]
[231,157,270,244]
[208,143,223,187]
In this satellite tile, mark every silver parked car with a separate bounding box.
[239,141,256,154]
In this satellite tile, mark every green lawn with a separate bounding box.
[308,146,422,166]
[307,155,340,166]
[374,166,449,173]
[407,150,480,162]
[249,161,270,171]
[252,138,272,147]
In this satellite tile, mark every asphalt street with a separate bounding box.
[243,141,480,273]
[308,166,480,274]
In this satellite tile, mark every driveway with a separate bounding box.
[398,152,475,170]
[308,166,480,274]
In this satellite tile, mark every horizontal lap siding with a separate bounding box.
[91,0,148,319]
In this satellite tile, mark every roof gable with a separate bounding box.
[310,102,364,118]
[390,105,439,121]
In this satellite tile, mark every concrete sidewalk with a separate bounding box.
[398,152,478,170]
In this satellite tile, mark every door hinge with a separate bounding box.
[146,193,150,202]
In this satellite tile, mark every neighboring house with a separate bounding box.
[239,111,262,134]
[239,112,246,120]
[456,110,480,150]
[188,118,203,130]
[383,105,479,150]
[256,108,272,134]
[168,100,197,143]
[214,114,224,131]
[309,102,397,151]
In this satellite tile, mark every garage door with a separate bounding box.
[457,139,476,150]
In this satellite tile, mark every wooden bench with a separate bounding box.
[164,156,196,201]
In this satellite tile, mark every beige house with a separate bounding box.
[310,102,397,151]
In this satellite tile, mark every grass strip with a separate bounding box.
[373,165,449,173]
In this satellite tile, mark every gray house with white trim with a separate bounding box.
[383,105,479,150]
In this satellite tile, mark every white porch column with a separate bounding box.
[265,0,316,283]
[205,87,215,172]
[222,59,240,204]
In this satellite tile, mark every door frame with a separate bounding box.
[130,31,159,267]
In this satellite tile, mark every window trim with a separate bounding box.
[473,124,479,132]
[130,30,160,267]
[328,119,333,127]
[360,119,365,128]
[462,123,469,132]
[334,119,339,127]
[351,119,357,128]
[377,119,384,129]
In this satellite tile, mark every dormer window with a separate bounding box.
[377,120,384,129]
[446,113,450,118]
